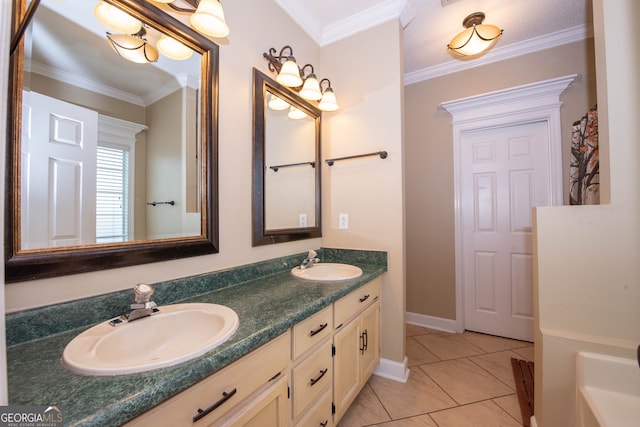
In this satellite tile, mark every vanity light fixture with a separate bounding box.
[317,79,339,112]
[447,12,503,57]
[267,94,290,111]
[151,0,230,38]
[288,106,307,120]
[156,34,193,60]
[107,27,159,64]
[263,46,339,111]
[95,1,142,34]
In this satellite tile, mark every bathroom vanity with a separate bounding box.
[5,249,386,426]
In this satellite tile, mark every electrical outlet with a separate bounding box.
[339,213,349,230]
[299,213,307,227]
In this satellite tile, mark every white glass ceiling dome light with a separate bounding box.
[156,34,193,60]
[447,12,503,57]
[95,1,142,34]
[107,30,159,64]
[190,0,230,38]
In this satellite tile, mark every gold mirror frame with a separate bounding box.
[252,68,321,246]
[5,0,219,282]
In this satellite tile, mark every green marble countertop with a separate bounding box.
[6,248,386,426]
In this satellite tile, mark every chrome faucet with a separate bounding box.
[299,250,319,270]
[109,284,160,326]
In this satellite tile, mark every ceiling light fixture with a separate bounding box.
[447,12,503,57]
[153,0,230,38]
[263,46,339,112]
[106,27,159,64]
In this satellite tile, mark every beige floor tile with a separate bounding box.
[429,400,522,427]
[420,358,514,405]
[493,394,524,424]
[470,350,522,390]
[407,336,440,367]
[406,323,441,336]
[375,414,438,426]
[414,333,485,360]
[338,383,390,427]
[512,345,535,362]
[368,369,457,419]
[461,331,531,353]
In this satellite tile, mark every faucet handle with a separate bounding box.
[134,283,154,304]
[307,249,317,259]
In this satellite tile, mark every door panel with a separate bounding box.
[462,121,550,341]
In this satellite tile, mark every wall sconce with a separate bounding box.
[263,46,339,112]
[152,0,230,38]
[267,94,290,111]
[288,106,307,120]
[95,1,142,34]
[156,34,193,60]
[318,79,339,112]
[107,27,159,64]
[447,12,503,57]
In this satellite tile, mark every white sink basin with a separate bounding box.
[291,263,363,281]
[576,351,640,427]
[62,303,239,376]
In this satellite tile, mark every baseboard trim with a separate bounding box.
[406,312,458,333]
[373,357,410,383]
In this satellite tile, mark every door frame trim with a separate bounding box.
[439,74,578,333]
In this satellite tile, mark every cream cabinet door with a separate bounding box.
[223,377,289,427]
[332,318,361,423]
[360,300,380,381]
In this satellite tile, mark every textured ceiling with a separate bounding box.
[276,0,593,81]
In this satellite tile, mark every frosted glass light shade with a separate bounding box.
[190,0,230,38]
[276,59,302,87]
[95,1,142,34]
[448,24,502,56]
[107,34,159,64]
[288,106,307,120]
[299,75,322,101]
[318,88,339,112]
[157,34,193,60]
[267,94,289,111]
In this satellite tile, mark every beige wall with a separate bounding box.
[534,0,640,425]
[320,20,406,364]
[404,39,597,320]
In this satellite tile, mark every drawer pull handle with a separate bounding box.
[359,294,370,303]
[363,329,368,351]
[193,388,237,422]
[309,368,328,386]
[320,421,328,427]
[360,333,365,354]
[310,322,328,337]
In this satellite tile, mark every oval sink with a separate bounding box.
[291,263,363,281]
[62,303,239,376]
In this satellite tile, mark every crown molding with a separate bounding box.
[405,24,593,85]
[275,0,411,46]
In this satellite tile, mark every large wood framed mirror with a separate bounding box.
[5,0,219,282]
[252,68,321,246]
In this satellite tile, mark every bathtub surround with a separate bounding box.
[5,248,386,426]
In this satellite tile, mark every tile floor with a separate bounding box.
[338,323,534,427]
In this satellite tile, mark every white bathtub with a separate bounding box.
[576,351,640,427]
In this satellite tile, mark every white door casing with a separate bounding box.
[440,74,577,339]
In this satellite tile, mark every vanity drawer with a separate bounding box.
[292,305,333,359]
[125,332,290,427]
[334,277,381,329]
[291,340,333,420]
[294,387,333,427]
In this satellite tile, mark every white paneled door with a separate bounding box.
[461,121,551,342]
[22,91,98,249]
